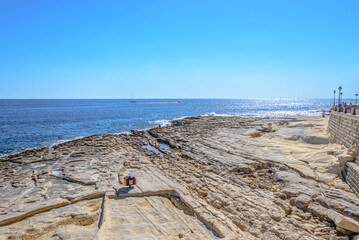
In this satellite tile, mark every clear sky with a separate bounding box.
[0,0,358,99]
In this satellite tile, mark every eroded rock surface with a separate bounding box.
[0,116,359,239]
[102,196,218,240]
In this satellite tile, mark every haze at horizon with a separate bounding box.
[0,1,358,99]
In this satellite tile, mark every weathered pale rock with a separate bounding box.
[1,115,359,239]
[0,198,102,240]
[329,236,350,240]
[294,194,312,210]
[327,209,359,233]
[102,196,217,240]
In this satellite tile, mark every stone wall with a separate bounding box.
[347,162,359,196]
[328,111,359,195]
[328,111,359,157]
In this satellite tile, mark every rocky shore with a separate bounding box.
[0,115,359,239]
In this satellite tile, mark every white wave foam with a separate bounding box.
[203,112,239,117]
[148,115,194,127]
[114,127,152,135]
[50,136,85,148]
[149,119,172,127]
[114,131,131,136]
[0,145,49,159]
[173,115,192,121]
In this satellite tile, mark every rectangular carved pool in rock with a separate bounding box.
[102,195,219,240]
[0,198,102,240]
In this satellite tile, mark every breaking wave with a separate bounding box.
[149,119,172,127]
[203,112,238,117]
[50,135,86,148]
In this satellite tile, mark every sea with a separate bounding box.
[0,98,344,158]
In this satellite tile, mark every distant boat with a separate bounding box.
[130,94,136,103]
[177,101,180,103]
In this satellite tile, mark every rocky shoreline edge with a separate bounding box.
[1,115,359,239]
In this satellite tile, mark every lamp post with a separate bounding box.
[333,90,336,106]
[340,92,343,107]
[356,93,358,105]
[338,86,342,106]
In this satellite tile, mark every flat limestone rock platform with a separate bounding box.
[102,196,218,240]
[117,166,184,196]
[2,115,359,239]
[0,198,102,240]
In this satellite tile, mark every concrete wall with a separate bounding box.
[328,111,359,195]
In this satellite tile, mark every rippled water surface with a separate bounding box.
[0,99,338,156]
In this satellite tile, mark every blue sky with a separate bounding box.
[0,0,358,99]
